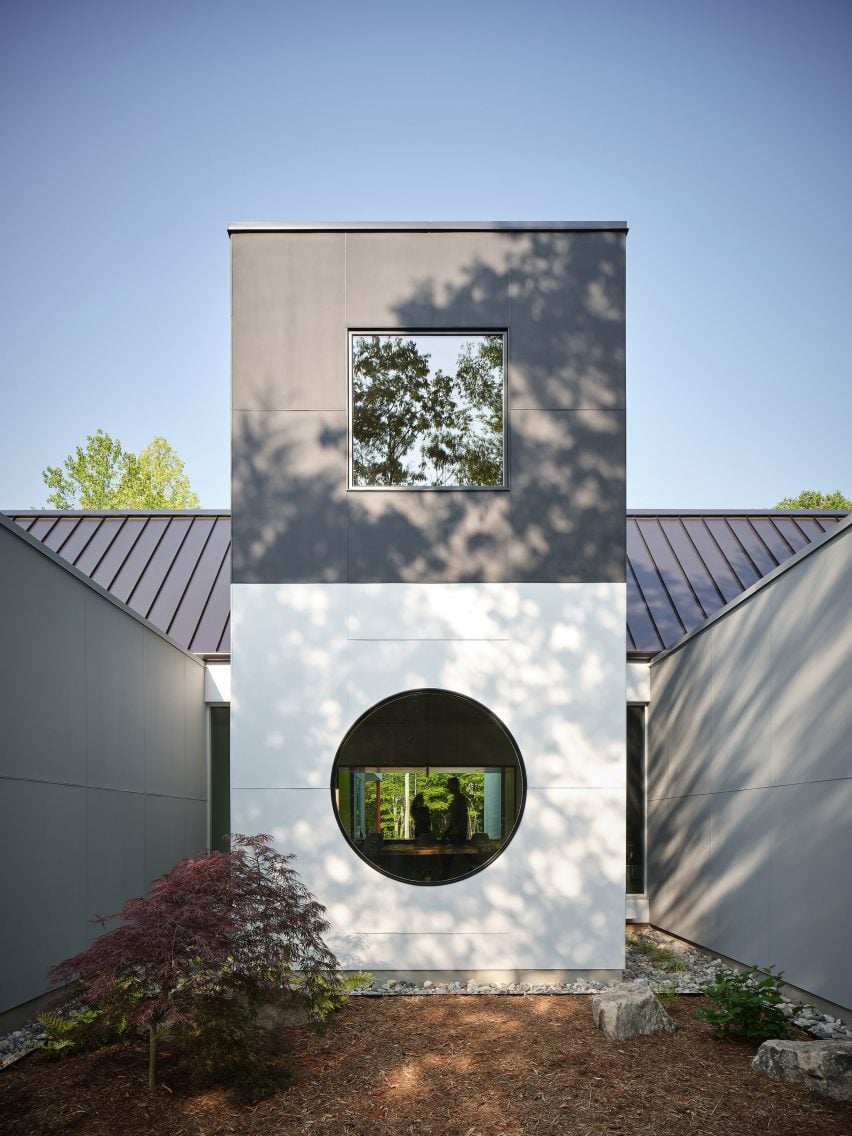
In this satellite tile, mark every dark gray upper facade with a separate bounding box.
[230,223,627,584]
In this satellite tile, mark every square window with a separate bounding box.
[349,332,506,488]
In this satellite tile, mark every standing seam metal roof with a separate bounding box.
[625,510,847,656]
[7,511,231,655]
[6,509,847,660]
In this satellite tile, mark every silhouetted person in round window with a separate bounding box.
[411,792,432,839]
[444,777,469,844]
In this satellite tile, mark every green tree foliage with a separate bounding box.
[365,771,485,839]
[773,489,851,510]
[43,429,200,509]
[352,335,504,487]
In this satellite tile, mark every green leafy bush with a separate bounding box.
[37,1001,129,1057]
[695,965,790,1040]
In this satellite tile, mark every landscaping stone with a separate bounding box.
[591,983,677,1040]
[752,1039,852,1101]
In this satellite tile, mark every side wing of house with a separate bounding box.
[0,515,208,1017]
[646,516,852,1010]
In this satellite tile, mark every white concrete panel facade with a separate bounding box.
[231,581,626,974]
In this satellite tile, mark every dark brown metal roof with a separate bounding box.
[626,510,847,657]
[6,511,231,655]
[6,509,846,661]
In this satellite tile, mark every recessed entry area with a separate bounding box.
[331,689,525,885]
[350,332,506,488]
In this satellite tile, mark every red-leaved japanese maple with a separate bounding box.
[50,834,341,1088]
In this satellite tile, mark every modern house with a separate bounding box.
[3,505,848,1018]
[2,220,849,1020]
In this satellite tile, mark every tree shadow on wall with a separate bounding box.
[234,229,625,584]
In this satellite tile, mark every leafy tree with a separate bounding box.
[49,835,342,1091]
[365,771,485,838]
[42,429,200,509]
[351,335,504,487]
[773,489,851,510]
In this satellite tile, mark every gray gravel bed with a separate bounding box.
[3,929,848,1065]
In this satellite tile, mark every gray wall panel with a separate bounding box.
[663,792,712,945]
[185,658,207,800]
[145,795,192,885]
[232,233,346,411]
[507,232,626,410]
[647,523,852,1009]
[0,781,86,1009]
[770,536,852,786]
[85,788,146,941]
[85,594,145,792]
[661,638,712,798]
[710,589,772,792]
[346,491,511,583]
[646,669,670,802]
[346,232,510,328]
[143,635,187,797]
[185,797,209,857]
[1,518,209,1013]
[0,536,85,784]
[771,780,852,1009]
[506,409,625,582]
[709,788,772,965]
[646,796,672,923]
[232,409,348,583]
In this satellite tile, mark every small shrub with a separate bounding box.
[49,834,344,1091]
[655,982,680,1008]
[695,964,790,1040]
[627,934,687,973]
[37,1000,129,1057]
[172,997,293,1102]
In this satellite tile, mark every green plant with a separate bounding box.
[50,835,343,1090]
[695,965,790,1040]
[37,1003,126,1057]
[655,982,680,1008]
[627,935,687,973]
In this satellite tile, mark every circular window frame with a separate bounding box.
[329,687,527,887]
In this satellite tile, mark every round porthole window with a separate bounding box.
[331,689,526,885]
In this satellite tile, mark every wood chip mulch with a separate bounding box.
[1,996,850,1136]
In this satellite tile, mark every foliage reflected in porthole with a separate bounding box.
[331,689,525,886]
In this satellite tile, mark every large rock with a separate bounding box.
[591,984,677,1040]
[752,1040,852,1101]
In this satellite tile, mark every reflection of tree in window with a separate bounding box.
[351,334,505,487]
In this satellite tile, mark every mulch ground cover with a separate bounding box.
[2,996,850,1136]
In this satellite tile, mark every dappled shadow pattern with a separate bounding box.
[232,229,625,584]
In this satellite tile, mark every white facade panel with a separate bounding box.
[231,581,626,974]
[231,585,348,788]
[626,662,650,704]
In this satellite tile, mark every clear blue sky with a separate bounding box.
[2,0,850,510]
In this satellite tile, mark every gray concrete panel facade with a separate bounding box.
[231,225,626,586]
[0,517,208,1012]
[0,780,87,1013]
[507,232,626,411]
[647,520,852,1009]
[232,234,346,412]
[0,537,86,784]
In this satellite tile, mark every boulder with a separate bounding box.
[591,984,676,1040]
[752,1040,852,1101]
